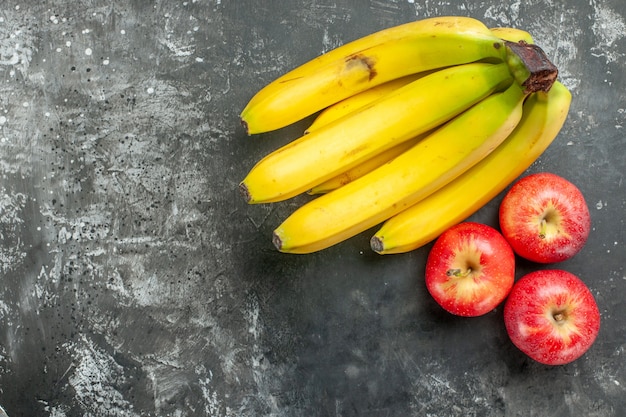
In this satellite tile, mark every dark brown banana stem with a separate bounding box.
[505,41,559,94]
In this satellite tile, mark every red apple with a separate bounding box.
[504,269,600,365]
[499,172,590,263]
[425,222,515,317]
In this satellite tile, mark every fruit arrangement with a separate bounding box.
[239,16,600,365]
[423,174,598,365]
[239,16,569,254]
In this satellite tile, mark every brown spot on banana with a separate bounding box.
[344,54,378,82]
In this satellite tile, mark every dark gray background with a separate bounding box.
[0,0,624,416]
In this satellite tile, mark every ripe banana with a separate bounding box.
[240,62,513,204]
[304,73,426,134]
[286,16,496,79]
[241,16,509,134]
[370,81,571,254]
[272,81,528,254]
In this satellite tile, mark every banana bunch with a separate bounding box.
[239,16,568,254]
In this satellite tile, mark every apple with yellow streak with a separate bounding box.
[499,172,591,263]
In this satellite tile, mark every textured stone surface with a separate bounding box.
[0,1,624,416]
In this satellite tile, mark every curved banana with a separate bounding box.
[490,27,534,44]
[371,81,571,254]
[304,73,426,134]
[272,81,528,254]
[287,17,494,80]
[240,62,513,204]
[241,16,508,134]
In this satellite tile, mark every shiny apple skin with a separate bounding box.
[425,222,515,317]
[504,269,600,365]
[499,172,590,263]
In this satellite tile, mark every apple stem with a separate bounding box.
[553,309,567,323]
[446,268,471,278]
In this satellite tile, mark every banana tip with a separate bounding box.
[370,235,384,254]
[238,182,252,203]
[272,231,283,251]
[240,118,250,135]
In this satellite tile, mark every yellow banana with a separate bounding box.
[371,81,571,254]
[241,16,509,134]
[240,62,513,204]
[490,27,534,44]
[304,73,427,134]
[286,17,495,79]
[272,81,528,254]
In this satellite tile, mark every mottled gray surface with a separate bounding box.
[0,0,624,416]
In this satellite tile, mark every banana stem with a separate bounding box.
[505,41,558,93]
